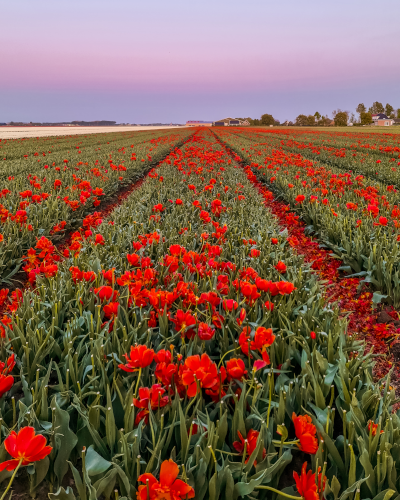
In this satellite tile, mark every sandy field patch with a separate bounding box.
[0,125,186,139]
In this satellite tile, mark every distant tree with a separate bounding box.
[356,103,366,116]
[252,119,260,126]
[260,114,275,126]
[274,120,281,125]
[334,112,348,126]
[314,111,321,122]
[369,102,385,114]
[295,114,309,126]
[385,103,394,117]
[306,115,315,126]
[397,109,400,119]
[360,112,372,125]
[317,115,331,127]
[349,113,356,124]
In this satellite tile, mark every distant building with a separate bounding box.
[186,120,213,127]
[372,113,388,122]
[213,118,250,126]
[372,114,394,126]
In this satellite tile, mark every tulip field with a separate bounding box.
[0,127,400,500]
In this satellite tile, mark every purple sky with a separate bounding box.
[1,0,399,123]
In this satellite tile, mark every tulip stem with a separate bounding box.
[217,348,237,368]
[272,439,300,446]
[266,372,273,430]
[134,368,142,398]
[255,486,303,499]
[0,459,23,500]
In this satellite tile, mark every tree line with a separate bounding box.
[246,102,399,128]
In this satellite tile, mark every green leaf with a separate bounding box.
[372,291,387,306]
[338,476,369,500]
[52,396,78,485]
[233,468,269,500]
[48,487,77,500]
[372,490,396,500]
[32,456,50,492]
[85,445,112,476]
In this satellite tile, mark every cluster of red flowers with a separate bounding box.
[0,353,15,398]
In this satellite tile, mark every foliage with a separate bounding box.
[212,126,400,305]
[260,114,275,126]
[356,103,366,116]
[385,104,395,118]
[334,112,348,127]
[369,102,385,114]
[0,129,399,500]
[360,112,373,125]
[295,115,315,127]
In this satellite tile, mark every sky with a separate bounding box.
[1,0,399,123]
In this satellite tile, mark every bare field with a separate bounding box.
[0,125,186,139]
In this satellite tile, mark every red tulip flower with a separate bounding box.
[292,413,318,454]
[127,253,140,266]
[0,374,14,399]
[226,358,247,381]
[181,354,219,397]
[197,322,215,341]
[222,299,238,312]
[103,302,119,319]
[275,261,287,273]
[133,384,169,424]
[119,345,154,372]
[233,429,266,465]
[137,459,194,500]
[293,462,319,500]
[0,427,52,471]
[95,286,119,301]
[276,281,296,295]
[171,310,196,338]
[95,234,105,245]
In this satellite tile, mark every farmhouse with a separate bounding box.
[186,120,213,127]
[213,118,250,126]
[372,114,394,126]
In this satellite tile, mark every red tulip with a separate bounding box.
[95,234,105,245]
[0,374,14,399]
[119,345,154,372]
[233,429,266,465]
[127,253,140,266]
[197,322,215,341]
[181,354,219,397]
[137,459,194,500]
[133,384,169,424]
[275,261,287,273]
[95,286,119,301]
[103,302,119,319]
[222,299,238,312]
[292,413,318,454]
[293,462,319,500]
[0,427,52,471]
[226,358,247,381]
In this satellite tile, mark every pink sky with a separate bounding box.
[1,0,399,122]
